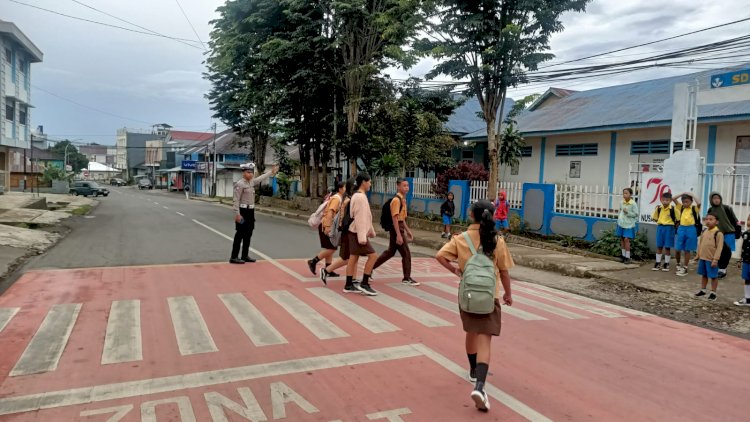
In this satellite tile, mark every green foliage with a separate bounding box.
[591,229,651,261]
[41,166,71,183]
[50,141,88,173]
[70,205,92,216]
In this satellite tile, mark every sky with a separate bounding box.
[3,0,748,146]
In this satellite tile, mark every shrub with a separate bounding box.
[435,161,489,196]
[591,229,651,260]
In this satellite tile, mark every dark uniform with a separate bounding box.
[230,164,273,262]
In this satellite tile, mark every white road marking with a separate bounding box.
[368,292,453,328]
[219,293,287,346]
[176,212,185,216]
[154,202,159,205]
[266,290,349,340]
[101,300,143,365]
[0,344,422,416]
[420,281,547,321]
[308,287,400,333]
[412,344,554,422]
[0,307,19,334]
[516,281,650,316]
[163,206,169,209]
[512,285,624,318]
[10,304,82,376]
[167,296,218,356]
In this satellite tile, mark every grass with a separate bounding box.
[70,205,92,216]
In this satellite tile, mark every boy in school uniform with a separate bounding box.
[735,215,750,307]
[652,192,676,272]
[695,213,724,301]
[673,192,701,277]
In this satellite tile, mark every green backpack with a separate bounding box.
[458,232,498,314]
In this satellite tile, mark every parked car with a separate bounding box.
[138,178,153,190]
[109,178,126,186]
[70,181,109,197]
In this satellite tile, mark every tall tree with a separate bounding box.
[417,0,591,198]
[51,141,88,173]
[499,93,539,181]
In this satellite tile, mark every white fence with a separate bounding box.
[705,164,750,228]
[372,177,399,195]
[412,177,437,198]
[469,181,523,209]
[554,184,622,219]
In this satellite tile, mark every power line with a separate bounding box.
[173,0,206,50]
[32,84,156,125]
[68,0,205,51]
[8,0,203,49]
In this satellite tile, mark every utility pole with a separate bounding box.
[211,123,217,198]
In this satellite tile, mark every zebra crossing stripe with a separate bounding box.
[0,307,19,334]
[367,292,454,328]
[512,285,624,318]
[167,296,218,356]
[266,291,349,340]
[102,300,143,365]
[419,282,547,321]
[219,293,288,346]
[516,281,650,316]
[307,288,400,334]
[10,303,82,377]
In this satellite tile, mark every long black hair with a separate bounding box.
[344,177,356,197]
[355,172,371,189]
[331,180,345,195]
[470,200,497,256]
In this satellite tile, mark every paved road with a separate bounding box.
[1,187,749,420]
[26,186,397,270]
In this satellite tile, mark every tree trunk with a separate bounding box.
[487,115,498,200]
[312,139,321,198]
[300,144,311,196]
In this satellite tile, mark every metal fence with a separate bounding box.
[554,184,623,219]
[469,181,523,208]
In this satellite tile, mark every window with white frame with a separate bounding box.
[461,149,474,161]
[405,169,416,178]
[631,140,688,154]
[556,143,598,156]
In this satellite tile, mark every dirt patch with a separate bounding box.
[70,204,92,216]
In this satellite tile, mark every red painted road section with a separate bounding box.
[0,258,748,421]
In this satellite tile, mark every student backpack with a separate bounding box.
[380,196,403,231]
[458,233,498,315]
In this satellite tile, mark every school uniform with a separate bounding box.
[348,191,376,256]
[441,199,455,226]
[437,225,514,336]
[373,193,412,279]
[616,199,639,239]
[697,227,724,279]
[493,197,510,230]
[741,230,750,281]
[652,204,677,249]
[338,196,352,260]
[318,193,342,250]
[674,204,700,252]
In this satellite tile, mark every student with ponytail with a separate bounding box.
[435,200,513,412]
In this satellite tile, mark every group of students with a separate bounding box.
[440,190,512,238]
[308,173,514,412]
[306,173,420,297]
[617,188,750,305]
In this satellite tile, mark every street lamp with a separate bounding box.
[63,143,72,171]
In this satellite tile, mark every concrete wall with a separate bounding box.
[540,132,612,184]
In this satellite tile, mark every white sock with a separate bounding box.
[655,254,662,263]
[744,284,750,299]
[664,255,671,263]
[719,268,727,274]
[625,251,631,259]
[621,248,626,256]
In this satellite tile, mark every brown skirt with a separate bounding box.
[459,300,502,336]
[318,224,336,250]
[347,231,376,256]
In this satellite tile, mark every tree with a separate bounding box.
[499,93,539,180]
[51,141,88,173]
[417,0,592,198]
[332,0,424,174]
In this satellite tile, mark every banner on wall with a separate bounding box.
[639,150,702,223]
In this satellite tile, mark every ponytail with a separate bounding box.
[471,200,497,256]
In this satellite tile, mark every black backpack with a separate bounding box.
[691,207,702,237]
[340,199,353,234]
[380,196,403,231]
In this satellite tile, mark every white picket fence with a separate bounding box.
[554,184,622,219]
[412,177,437,198]
[469,181,523,208]
[372,177,399,194]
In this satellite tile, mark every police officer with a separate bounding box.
[230,162,279,264]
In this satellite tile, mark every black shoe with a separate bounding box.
[327,271,341,277]
[242,257,256,263]
[695,290,707,297]
[652,262,661,271]
[624,258,632,264]
[343,283,360,294]
[358,283,378,296]
[718,271,727,279]
[662,263,670,272]
[320,267,328,286]
[469,368,477,382]
[620,255,626,263]
[307,259,318,275]
[229,258,245,264]
[708,292,717,301]
[401,278,420,286]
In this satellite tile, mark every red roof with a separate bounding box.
[168,131,214,142]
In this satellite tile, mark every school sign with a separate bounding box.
[710,69,750,89]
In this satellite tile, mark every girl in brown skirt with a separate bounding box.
[320,177,356,285]
[346,172,378,296]
[435,200,514,412]
[307,181,346,277]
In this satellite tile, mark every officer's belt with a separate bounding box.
[239,204,255,209]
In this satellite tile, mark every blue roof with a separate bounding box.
[444,95,515,136]
[515,66,750,135]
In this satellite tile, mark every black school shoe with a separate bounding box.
[229,258,245,264]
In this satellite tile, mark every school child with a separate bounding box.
[308,181,346,276]
[493,191,510,234]
[435,200,513,412]
[345,172,378,296]
[673,192,701,276]
[735,215,750,306]
[616,188,639,264]
[652,192,676,271]
[320,178,356,285]
[695,213,724,301]
[441,192,455,238]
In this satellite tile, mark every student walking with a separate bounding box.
[616,188,639,264]
[440,192,455,238]
[373,178,419,286]
[493,191,510,234]
[735,215,750,306]
[673,192,701,276]
[320,178,356,285]
[184,183,190,200]
[695,213,724,301]
[707,192,740,279]
[308,182,346,276]
[652,192,676,271]
[229,163,278,264]
[435,200,513,412]
[345,173,378,295]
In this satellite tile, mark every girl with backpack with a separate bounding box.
[707,192,741,278]
[345,172,378,296]
[320,177,355,285]
[435,200,514,412]
[307,181,346,277]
